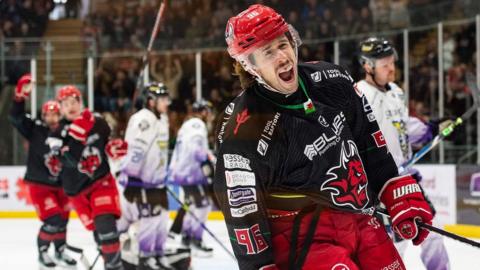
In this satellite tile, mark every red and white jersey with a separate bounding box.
[356,80,411,167]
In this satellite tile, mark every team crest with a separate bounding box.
[78,146,102,177]
[321,140,369,210]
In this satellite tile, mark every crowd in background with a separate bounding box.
[1,0,480,163]
[0,0,55,84]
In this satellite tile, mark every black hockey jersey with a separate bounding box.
[213,61,399,269]
[9,100,62,186]
[50,114,111,196]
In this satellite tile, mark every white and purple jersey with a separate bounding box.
[357,80,430,167]
[169,117,210,185]
[119,108,169,187]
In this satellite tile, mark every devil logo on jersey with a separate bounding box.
[78,146,101,177]
[321,140,369,210]
[44,153,62,177]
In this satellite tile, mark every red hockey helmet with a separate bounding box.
[41,100,60,115]
[56,85,82,101]
[225,4,289,58]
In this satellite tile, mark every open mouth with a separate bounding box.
[278,65,295,83]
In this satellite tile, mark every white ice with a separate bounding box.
[0,218,479,269]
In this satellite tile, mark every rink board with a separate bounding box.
[1,165,479,237]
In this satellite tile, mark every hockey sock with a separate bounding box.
[94,214,122,270]
[38,214,67,251]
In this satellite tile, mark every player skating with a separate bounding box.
[214,4,434,270]
[50,85,123,270]
[168,99,215,257]
[9,74,77,268]
[117,82,188,270]
[357,37,451,270]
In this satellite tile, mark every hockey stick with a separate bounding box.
[375,208,480,249]
[130,0,167,113]
[166,186,237,261]
[399,85,480,173]
[65,244,91,269]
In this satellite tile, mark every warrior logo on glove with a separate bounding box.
[78,146,102,177]
[322,140,369,210]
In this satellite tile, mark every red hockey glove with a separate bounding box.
[14,74,32,101]
[68,109,95,143]
[379,175,433,245]
[105,138,128,160]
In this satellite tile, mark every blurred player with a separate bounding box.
[357,37,451,270]
[50,85,123,270]
[9,74,77,268]
[214,4,434,270]
[168,99,215,257]
[116,82,180,270]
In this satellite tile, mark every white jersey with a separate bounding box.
[356,80,428,167]
[169,117,210,185]
[120,108,169,186]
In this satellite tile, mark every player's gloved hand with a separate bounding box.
[68,109,95,143]
[123,177,142,203]
[379,175,433,245]
[105,138,128,160]
[14,74,32,101]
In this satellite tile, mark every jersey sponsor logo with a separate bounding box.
[257,112,280,156]
[304,112,346,160]
[322,68,354,82]
[78,146,102,177]
[318,115,329,127]
[44,197,56,210]
[392,120,409,157]
[44,152,62,177]
[234,109,250,135]
[311,71,322,82]
[225,170,256,187]
[331,264,350,270]
[227,187,256,207]
[234,224,269,255]
[230,203,258,217]
[223,154,251,170]
[138,119,150,131]
[322,140,370,210]
[225,102,235,115]
[372,130,387,148]
[380,259,402,270]
[361,95,376,122]
[257,139,269,156]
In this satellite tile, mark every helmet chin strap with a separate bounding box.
[367,66,389,91]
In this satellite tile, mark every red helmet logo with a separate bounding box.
[41,100,60,115]
[56,85,82,101]
[226,4,289,58]
[322,140,370,210]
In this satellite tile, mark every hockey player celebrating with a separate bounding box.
[357,37,451,270]
[214,4,434,270]
[168,99,215,257]
[51,85,123,270]
[9,74,76,268]
[117,82,176,270]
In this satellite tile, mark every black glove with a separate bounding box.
[123,177,142,203]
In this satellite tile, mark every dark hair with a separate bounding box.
[233,61,255,89]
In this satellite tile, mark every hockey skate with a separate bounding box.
[138,256,173,270]
[190,238,213,258]
[38,247,56,269]
[55,246,77,267]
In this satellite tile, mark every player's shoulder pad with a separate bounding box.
[299,61,355,85]
[186,117,206,130]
